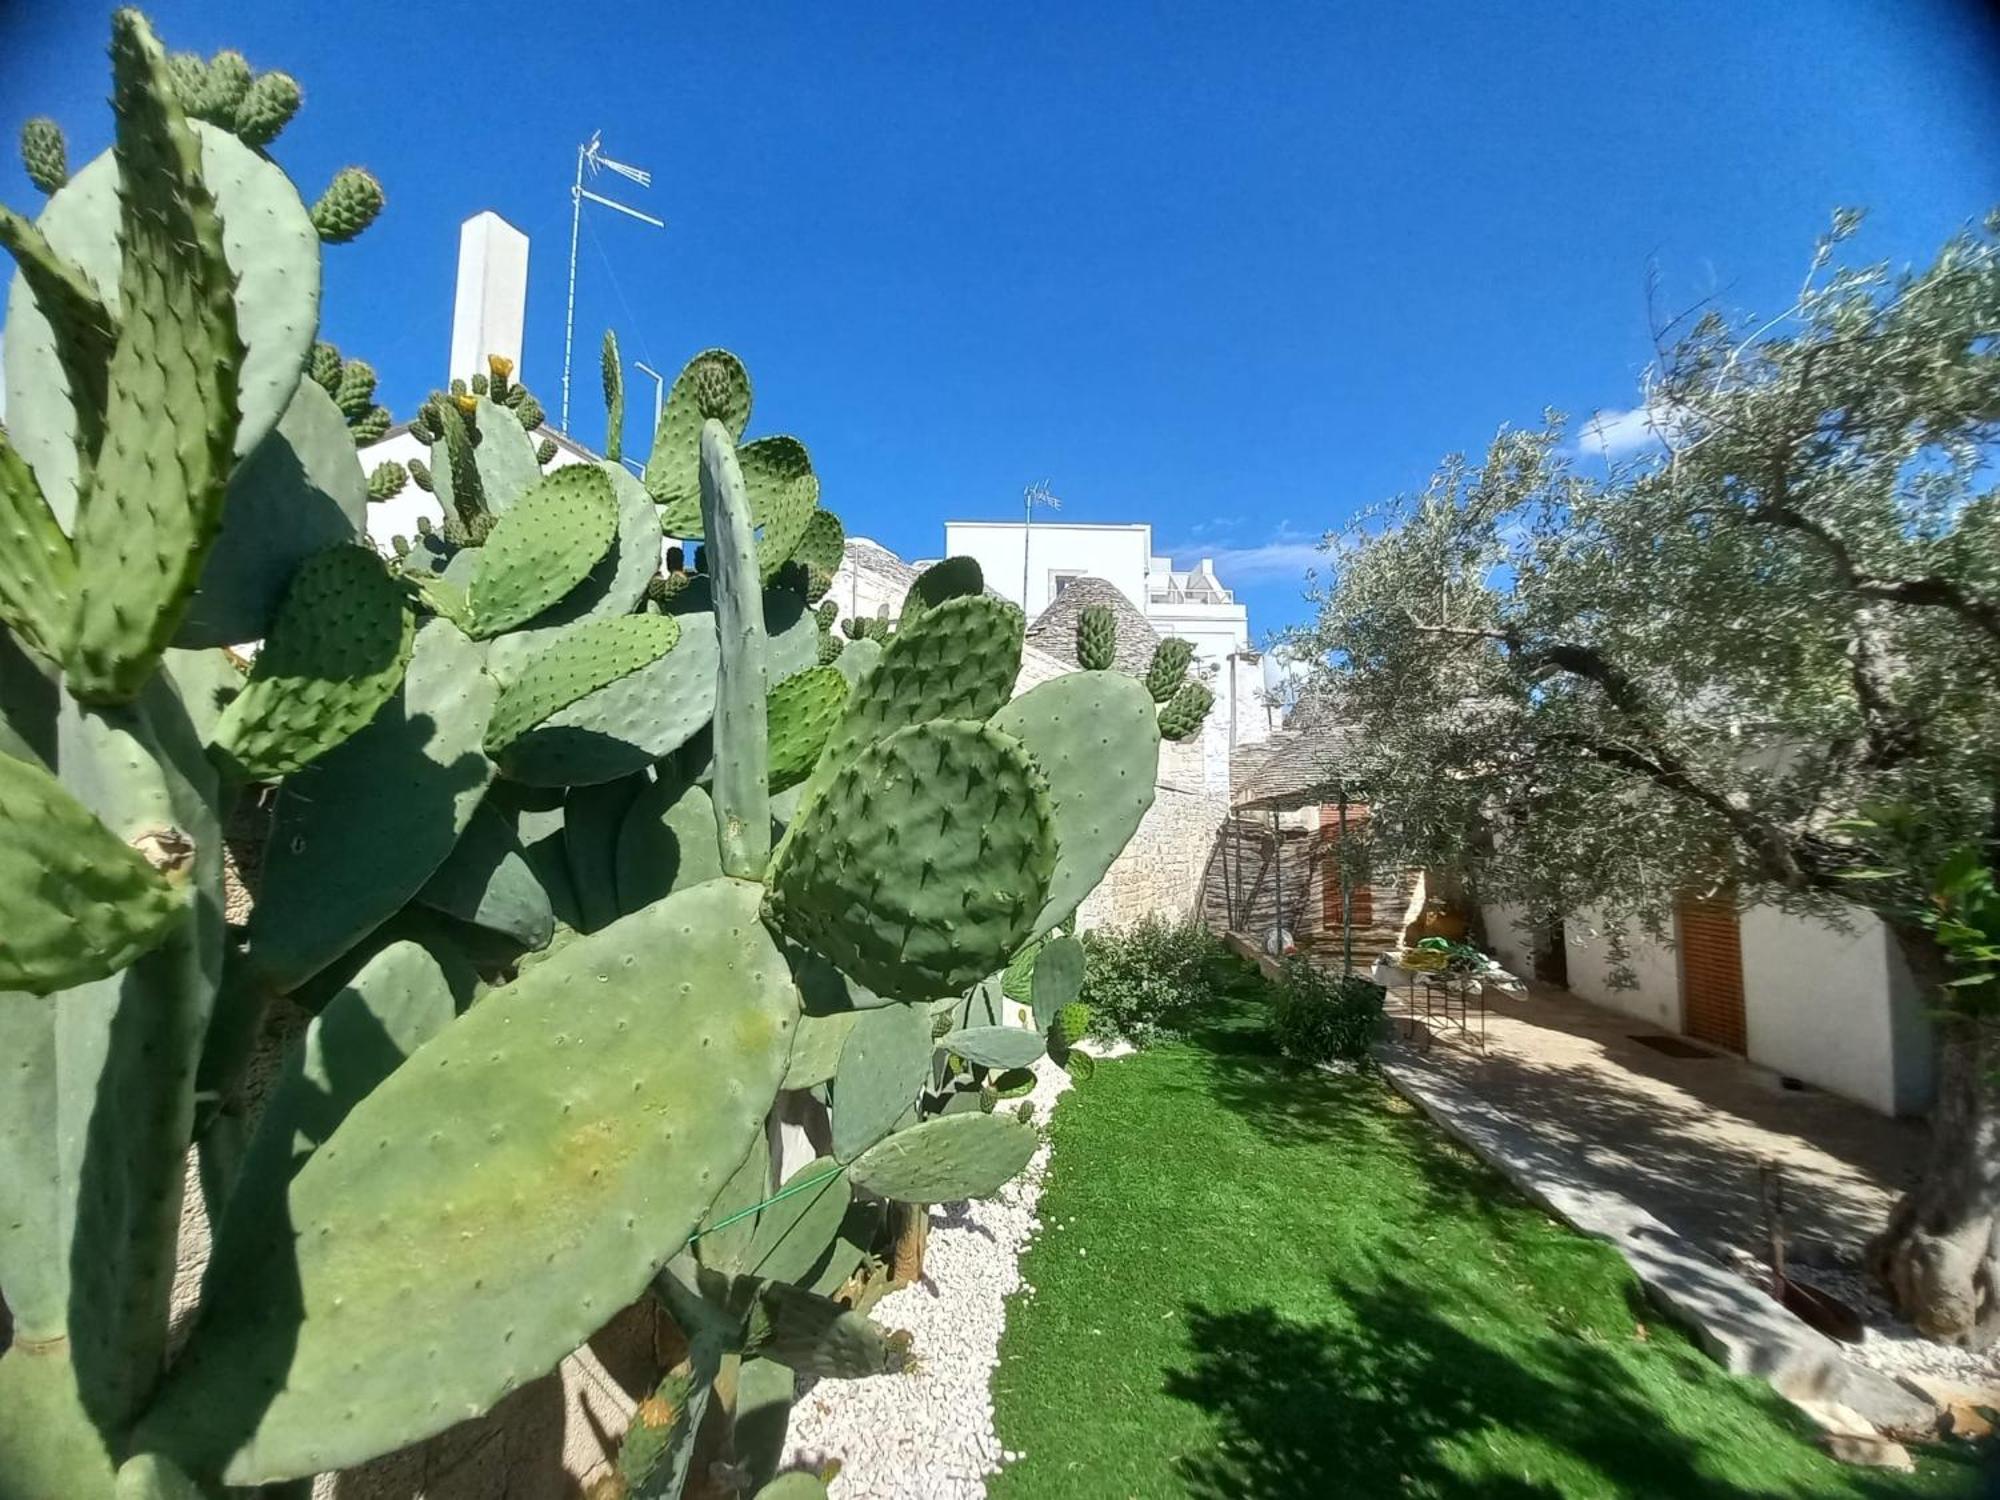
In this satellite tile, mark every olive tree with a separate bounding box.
[1296,210,2000,1343]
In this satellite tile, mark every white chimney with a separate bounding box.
[448,211,529,385]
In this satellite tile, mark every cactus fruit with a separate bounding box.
[193,50,252,123]
[408,456,434,492]
[514,392,545,431]
[471,372,489,396]
[308,340,341,390]
[0,747,187,994]
[1159,678,1214,740]
[536,436,558,466]
[1077,602,1115,671]
[366,460,407,501]
[1145,636,1194,702]
[20,116,67,193]
[601,327,625,463]
[331,359,376,418]
[212,545,415,779]
[1051,1000,1093,1051]
[309,165,383,242]
[231,70,302,147]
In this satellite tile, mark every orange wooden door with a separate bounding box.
[1676,892,1746,1053]
[1320,805,1372,931]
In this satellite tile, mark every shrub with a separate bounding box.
[1079,914,1225,1045]
[1270,959,1386,1066]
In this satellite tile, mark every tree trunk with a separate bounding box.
[1868,926,2000,1347]
[890,1201,928,1286]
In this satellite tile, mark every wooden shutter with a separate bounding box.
[1320,805,1373,931]
[1676,892,1746,1053]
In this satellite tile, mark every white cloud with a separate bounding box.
[1166,525,1327,584]
[1577,403,1686,460]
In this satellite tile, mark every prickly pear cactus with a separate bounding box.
[0,16,1165,1497]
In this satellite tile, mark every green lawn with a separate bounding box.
[990,972,1984,1499]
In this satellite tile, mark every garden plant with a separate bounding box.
[0,14,1185,1497]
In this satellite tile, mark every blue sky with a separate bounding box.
[4,3,1997,638]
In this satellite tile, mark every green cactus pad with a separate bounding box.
[897,555,984,629]
[794,506,845,600]
[484,613,681,756]
[3,119,318,539]
[1076,602,1116,671]
[0,205,115,468]
[766,664,848,792]
[795,593,1025,814]
[991,670,1159,937]
[742,1278,912,1378]
[765,585,824,686]
[175,379,367,648]
[1030,932,1085,1029]
[696,1117,772,1274]
[1145,636,1195,702]
[782,1012,858,1089]
[0,746,186,994]
[1001,935,1045,1005]
[212,545,415,780]
[309,165,383,243]
[791,945,897,1016]
[831,634,882,691]
[204,941,457,1295]
[467,464,619,637]
[0,424,76,664]
[1063,1047,1097,1083]
[847,1112,1038,1203]
[66,18,245,702]
[699,419,773,878]
[615,772,724,913]
[646,348,752,533]
[754,1475,831,1500]
[739,434,819,579]
[940,1025,1047,1070]
[473,394,543,512]
[563,773,645,931]
[991,1067,1037,1099]
[115,1452,207,1499]
[1159,678,1215,740]
[142,877,797,1485]
[0,1349,117,1498]
[1052,1000,1093,1051]
[527,462,661,628]
[249,620,497,993]
[768,719,1055,1002]
[414,797,556,951]
[831,1003,935,1162]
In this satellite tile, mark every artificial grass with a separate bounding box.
[990,970,1984,1499]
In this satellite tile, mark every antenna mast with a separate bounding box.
[561,131,665,434]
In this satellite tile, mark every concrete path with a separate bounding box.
[1378,980,1927,1263]
[1373,981,1939,1432]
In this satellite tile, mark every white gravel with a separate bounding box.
[783,1054,1077,1498]
[1778,1261,2000,1393]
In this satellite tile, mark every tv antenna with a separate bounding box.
[1021,479,1062,609]
[561,130,665,435]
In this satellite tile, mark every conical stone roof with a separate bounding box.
[1026,576,1159,677]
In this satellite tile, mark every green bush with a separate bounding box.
[1079,914,1226,1045]
[1270,959,1385,1066]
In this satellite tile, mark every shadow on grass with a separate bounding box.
[1166,1267,1984,1500]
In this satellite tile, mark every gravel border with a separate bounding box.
[783,1055,1076,1497]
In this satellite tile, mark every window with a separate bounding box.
[1050,570,1082,598]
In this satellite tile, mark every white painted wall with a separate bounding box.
[1563,909,1681,1029]
[1740,905,1935,1116]
[944,520,1150,618]
[1480,902,1538,978]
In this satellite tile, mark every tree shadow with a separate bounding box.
[1165,1265,1985,1499]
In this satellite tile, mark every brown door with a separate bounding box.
[1676,892,1746,1053]
[1320,805,1372,931]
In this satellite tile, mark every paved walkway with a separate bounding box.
[1378,979,1930,1264]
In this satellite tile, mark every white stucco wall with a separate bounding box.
[944,520,1151,618]
[1739,905,1935,1116]
[1480,902,1538,978]
[1563,909,1681,1029]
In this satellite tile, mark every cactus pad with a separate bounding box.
[66,17,246,702]
[765,664,848,792]
[414,798,556,951]
[4,119,319,539]
[847,1112,1038,1203]
[1051,1001,1093,1051]
[745,1156,853,1285]
[742,1279,913,1378]
[794,506,844,601]
[830,1003,934,1162]
[212,545,415,780]
[939,1025,1047,1070]
[991,670,1159,937]
[528,462,660,627]
[467,464,618,637]
[485,613,680,755]
[0,747,186,994]
[739,434,818,579]
[897,555,983,629]
[1030,933,1085,1029]
[614,772,723,913]
[142,877,797,1484]
[767,719,1055,1002]
[646,348,752,533]
[175,378,366,648]
[0,425,76,664]
[781,1012,857,1090]
[249,620,497,993]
